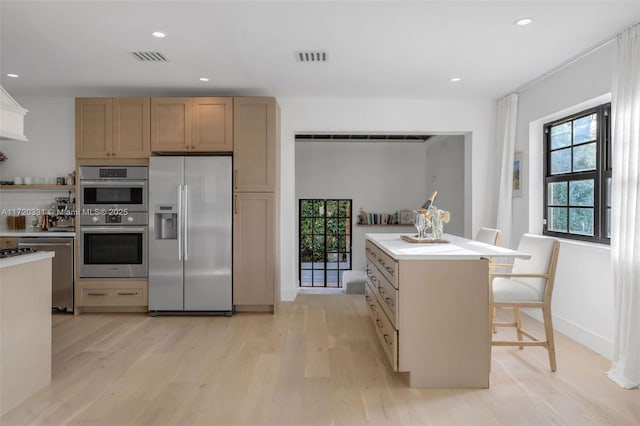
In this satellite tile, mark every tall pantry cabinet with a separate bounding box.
[233,97,279,311]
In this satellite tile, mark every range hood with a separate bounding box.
[0,85,28,142]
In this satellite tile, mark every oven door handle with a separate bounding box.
[80,180,147,186]
[80,227,147,233]
[177,184,183,261]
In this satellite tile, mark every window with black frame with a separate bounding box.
[543,103,611,244]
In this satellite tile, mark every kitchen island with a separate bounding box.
[0,251,54,415]
[364,233,529,388]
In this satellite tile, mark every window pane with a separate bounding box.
[548,207,568,232]
[301,200,314,216]
[326,200,338,217]
[313,235,324,254]
[313,218,325,233]
[548,182,568,205]
[551,148,571,174]
[313,270,324,286]
[313,200,324,216]
[569,179,594,206]
[607,177,612,206]
[300,218,312,235]
[573,142,596,172]
[551,122,571,149]
[326,235,338,251]
[339,200,351,217]
[569,208,594,235]
[573,114,597,144]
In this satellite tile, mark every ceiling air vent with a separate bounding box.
[295,51,328,62]
[129,51,169,62]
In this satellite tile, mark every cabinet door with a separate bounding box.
[150,97,191,152]
[112,98,150,158]
[233,97,276,192]
[192,97,233,152]
[233,192,275,306]
[76,98,112,158]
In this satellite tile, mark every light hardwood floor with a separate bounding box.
[2,294,638,425]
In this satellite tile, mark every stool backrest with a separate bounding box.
[512,234,560,300]
[475,227,502,246]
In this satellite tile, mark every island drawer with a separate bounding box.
[367,259,398,328]
[365,240,398,288]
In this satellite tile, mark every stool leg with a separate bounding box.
[514,307,524,349]
[543,305,557,372]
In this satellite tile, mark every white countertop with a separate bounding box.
[0,230,76,237]
[0,251,55,269]
[366,233,531,260]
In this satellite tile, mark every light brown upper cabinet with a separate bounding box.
[233,97,276,192]
[151,97,233,152]
[76,98,150,159]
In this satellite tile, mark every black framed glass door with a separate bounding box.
[299,199,352,287]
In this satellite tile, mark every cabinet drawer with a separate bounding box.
[0,238,19,249]
[367,260,398,328]
[76,279,147,307]
[371,294,398,371]
[365,240,398,288]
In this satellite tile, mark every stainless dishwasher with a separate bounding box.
[18,237,74,312]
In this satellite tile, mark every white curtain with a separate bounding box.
[608,23,640,389]
[495,93,519,249]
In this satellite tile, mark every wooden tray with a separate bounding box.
[401,234,449,244]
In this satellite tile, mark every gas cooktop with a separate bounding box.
[0,247,37,259]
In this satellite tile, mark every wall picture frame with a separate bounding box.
[513,151,522,197]
[399,209,412,224]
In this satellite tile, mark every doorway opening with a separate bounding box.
[299,199,352,287]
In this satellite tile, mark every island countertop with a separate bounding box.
[365,233,531,260]
[0,251,55,269]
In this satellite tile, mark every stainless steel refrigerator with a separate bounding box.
[149,156,232,314]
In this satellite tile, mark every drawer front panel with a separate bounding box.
[372,294,398,371]
[367,259,398,328]
[80,287,146,306]
[365,240,398,288]
[376,270,398,327]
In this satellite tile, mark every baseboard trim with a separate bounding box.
[523,309,613,359]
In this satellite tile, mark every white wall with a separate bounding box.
[0,97,76,230]
[295,141,425,274]
[514,42,615,357]
[279,97,496,301]
[425,135,465,236]
[0,97,75,181]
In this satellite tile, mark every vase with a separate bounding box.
[429,207,444,240]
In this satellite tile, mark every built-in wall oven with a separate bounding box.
[79,166,148,278]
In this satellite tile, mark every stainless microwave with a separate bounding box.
[79,166,148,212]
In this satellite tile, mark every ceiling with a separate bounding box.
[1,1,639,100]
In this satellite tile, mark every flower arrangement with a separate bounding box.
[427,205,450,240]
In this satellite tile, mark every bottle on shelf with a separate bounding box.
[420,190,438,210]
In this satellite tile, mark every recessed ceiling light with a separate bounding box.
[450,77,461,82]
[515,18,533,26]
[6,73,19,78]
[152,31,167,38]
[199,77,209,82]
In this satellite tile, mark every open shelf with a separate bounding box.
[0,185,76,191]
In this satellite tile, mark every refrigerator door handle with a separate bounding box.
[177,184,183,261]
[184,184,189,261]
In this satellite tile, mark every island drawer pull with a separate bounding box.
[385,297,394,307]
[117,292,139,296]
[383,334,392,346]
[386,266,394,274]
[87,292,108,297]
[376,319,384,330]
[378,286,385,295]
